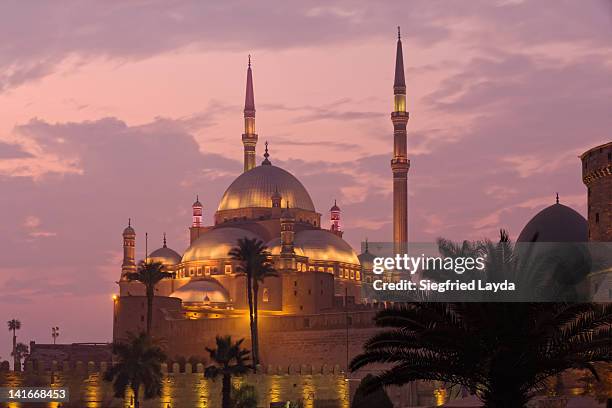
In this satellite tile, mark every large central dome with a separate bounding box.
[217,164,316,212]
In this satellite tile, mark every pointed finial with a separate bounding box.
[334,199,337,206]
[248,54,251,67]
[365,237,369,252]
[163,232,167,248]
[556,192,559,204]
[398,26,401,40]
[196,194,199,201]
[262,141,271,165]
[128,218,131,227]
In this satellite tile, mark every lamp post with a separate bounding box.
[51,326,60,345]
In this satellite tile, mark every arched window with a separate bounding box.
[262,288,270,303]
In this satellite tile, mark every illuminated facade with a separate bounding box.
[114,55,376,359]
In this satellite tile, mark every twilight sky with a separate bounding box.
[1,0,611,359]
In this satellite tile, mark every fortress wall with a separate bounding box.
[1,367,350,408]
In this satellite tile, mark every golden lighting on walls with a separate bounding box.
[269,375,281,403]
[335,375,350,408]
[197,377,210,408]
[302,375,315,408]
[434,387,447,406]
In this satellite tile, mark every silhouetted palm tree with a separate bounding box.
[126,260,173,333]
[205,336,251,408]
[7,319,21,371]
[351,302,611,408]
[104,332,166,408]
[229,238,277,368]
[11,343,28,372]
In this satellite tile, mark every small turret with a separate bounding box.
[192,195,203,227]
[330,199,342,237]
[121,219,136,278]
[280,202,295,257]
[271,186,282,208]
[190,195,208,244]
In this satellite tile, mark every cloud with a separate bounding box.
[0,141,32,159]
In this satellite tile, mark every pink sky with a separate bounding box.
[1,0,611,360]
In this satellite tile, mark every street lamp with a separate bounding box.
[51,326,59,345]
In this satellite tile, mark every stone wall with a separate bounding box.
[1,363,351,408]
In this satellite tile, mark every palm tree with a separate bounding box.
[126,260,173,334]
[204,336,251,408]
[351,302,611,408]
[104,332,166,408]
[10,343,29,372]
[229,237,277,368]
[351,230,612,408]
[7,319,21,371]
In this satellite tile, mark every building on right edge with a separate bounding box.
[581,141,612,301]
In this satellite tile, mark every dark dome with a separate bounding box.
[517,203,588,243]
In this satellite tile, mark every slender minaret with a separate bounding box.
[242,55,258,172]
[121,219,136,279]
[391,27,410,252]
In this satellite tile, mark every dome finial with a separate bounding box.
[248,54,251,67]
[398,26,401,40]
[262,141,271,165]
[163,232,167,248]
[128,218,131,227]
[556,192,559,204]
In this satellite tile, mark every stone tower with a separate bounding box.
[242,55,258,172]
[121,219,136,278]
[391,27,410,251]
[581,141,612,241]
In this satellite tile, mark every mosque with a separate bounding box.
[112,31,612,366]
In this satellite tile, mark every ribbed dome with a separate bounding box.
[217,165,315,212]
[147,247,181,266]
[267,229,360,265]
[517,203,588,243]
[170,279,229,304]
[182,227,262,262]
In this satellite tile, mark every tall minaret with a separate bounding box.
[242,55,258,172]
[391,27,410,251]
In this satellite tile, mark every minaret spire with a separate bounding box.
[391,27,410,253]
[242,55,258,172]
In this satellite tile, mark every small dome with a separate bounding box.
[517,203,588,243]
[217,165,315,212]
[330,200,340,212]
[147,247,181,266]
[358,250,375,269]
[267,229,360,265]
[123,226,135,235]
[170,279,229,304]
[193,196,202,207]
[182,227,262,263]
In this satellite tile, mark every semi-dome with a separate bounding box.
[182,227,262,262]
[147,246,181,266]
[170,279,229,304]
[517,203,588,243]
[267,229,360,265]
[217,164,315,212]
